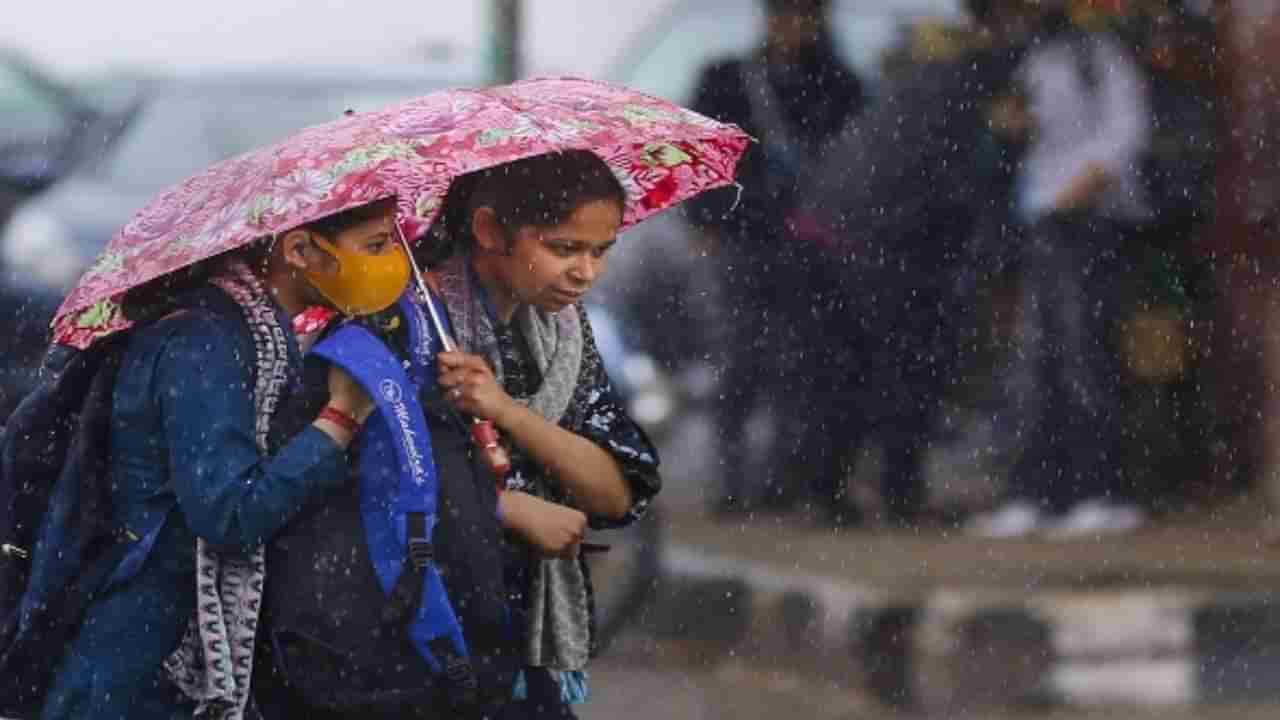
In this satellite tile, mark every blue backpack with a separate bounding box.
[254,295,516,717]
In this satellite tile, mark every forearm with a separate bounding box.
[498,490,589,558]
[498,489,545,536]
[159,319,351,551]
[174,426,347,551]
[495,401,633,518]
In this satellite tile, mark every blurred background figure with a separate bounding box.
[968,0,1154,538]
[800,0,1042,528]
[685,0,867,520]
[1113,0,1221,513]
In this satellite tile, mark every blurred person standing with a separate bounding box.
[1116,0,1220,506]
[687,0,866,520]
[968,1,1154,538]
[801,0,1043,528]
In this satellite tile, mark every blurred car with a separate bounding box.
[0,64,478,416]
[594,0,966,389]
[0,51,129,227]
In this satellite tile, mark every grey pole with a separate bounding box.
[492,0,522,83]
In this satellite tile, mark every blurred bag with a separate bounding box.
[0,335,151,719]
[1124,304,1191,383]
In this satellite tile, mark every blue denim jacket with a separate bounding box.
[42,289,347,720]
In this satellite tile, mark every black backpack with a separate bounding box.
[254,325,517,719]
[0,335,131,719]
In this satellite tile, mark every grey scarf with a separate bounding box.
[433,253,592,671]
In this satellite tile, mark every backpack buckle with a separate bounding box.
[407,539,433,569]
[114,526,141,543]
[1,543,29,560]
[443,655,478,690]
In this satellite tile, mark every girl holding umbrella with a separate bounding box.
[427,149,660,719]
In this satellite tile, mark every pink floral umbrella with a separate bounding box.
[53,76,750,349]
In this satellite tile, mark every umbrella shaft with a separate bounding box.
[395,222,456,353]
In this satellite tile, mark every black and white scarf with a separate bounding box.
[163,259,290,720]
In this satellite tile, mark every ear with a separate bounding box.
[279,229,316,273]
[471,207,510,255]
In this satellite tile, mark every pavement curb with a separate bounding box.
[649,543,1280,712]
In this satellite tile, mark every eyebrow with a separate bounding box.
[544,236,617,249]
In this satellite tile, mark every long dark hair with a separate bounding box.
[419,150,626,266]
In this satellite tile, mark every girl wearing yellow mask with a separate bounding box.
[40,198,409,720]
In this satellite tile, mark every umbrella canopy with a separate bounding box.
[53,76,750,349]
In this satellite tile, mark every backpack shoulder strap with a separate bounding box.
[308,322,472,682]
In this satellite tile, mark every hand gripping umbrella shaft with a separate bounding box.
[397,225,513,481]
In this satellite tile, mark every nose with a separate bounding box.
[569,254,599,286]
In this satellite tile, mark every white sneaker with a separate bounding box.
[966,501,1043,539]
[1044,499,1145,539]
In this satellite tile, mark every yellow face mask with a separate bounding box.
[303,236,411,316]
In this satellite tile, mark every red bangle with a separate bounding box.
[319,405,362,435]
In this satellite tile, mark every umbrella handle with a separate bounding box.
[471,418,513,479]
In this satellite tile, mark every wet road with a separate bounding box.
[582,650,1280,720]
